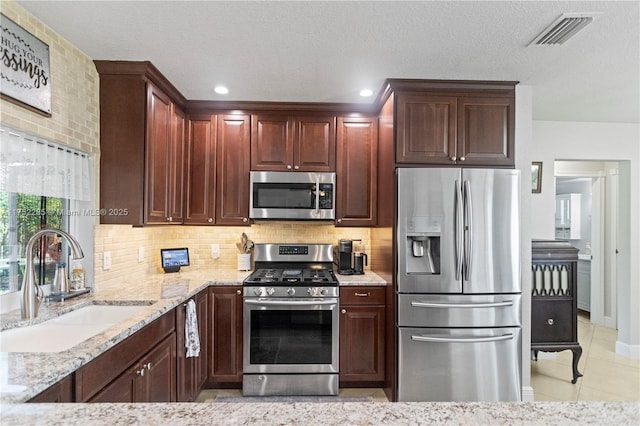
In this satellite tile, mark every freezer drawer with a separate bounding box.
[397,326,521,402]
[398,294,521,328]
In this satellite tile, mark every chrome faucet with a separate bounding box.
[21,228,84,320]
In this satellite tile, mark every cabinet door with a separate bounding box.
[336,117,378,226]
[294,116,336,171]
[216,114,251,225]
[209,286,243,387]
[145,83,173,224]
[396,94,457,164]
[168,104,186,222]
[185,115,217,224]
[177,290,209,401]
[89,363,137,402]
[143,334,177,402]
[339,305,385,384]
[457,96,514,166]
[251,114,293,170]
[28,374,74,403]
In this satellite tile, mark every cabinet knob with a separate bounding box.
[459,156,466,161]
[236,289,242,295]
[294,165,299,170]
[341,309,346,314]
[242,217,248,223]
[144,362,152,370]
[337,218,342,223]
[287,165,292,170]
[208,218,213,223]
[547,318,555,326]
[167,217,173,222]
[136,368,145,376]
[450,156,457,162]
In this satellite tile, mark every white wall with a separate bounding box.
[531,121,639,356]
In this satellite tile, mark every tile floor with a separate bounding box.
[531,313,640,401]
[196,388,389,402]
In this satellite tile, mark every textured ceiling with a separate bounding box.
[16,0,640,123]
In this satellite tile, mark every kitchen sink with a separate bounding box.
[0,304,150,353]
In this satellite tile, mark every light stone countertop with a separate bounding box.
[1,401,638,425]
[0,268,385,403]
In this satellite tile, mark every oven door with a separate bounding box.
[243,298,339,374]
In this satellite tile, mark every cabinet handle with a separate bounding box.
[547,318,555,326]
[459,156,466,161]
[354,292,371,297]
[208,218,213,223]
[341,309,346,314]
[294,165,299,170]
[287,165,292,170]
[450,156,457,162]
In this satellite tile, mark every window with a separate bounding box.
[0,192,69,294]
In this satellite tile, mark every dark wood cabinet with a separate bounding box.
[75,309,176,402]
[209,286,243,387]
[185,115,217,224]
[28,374,74,403]
[176,290,209,401]
[339,286,385,386]
[216,114,251,225]
[89,334,176,402]
[95,61,187,226]
[531,240,583,384]
[251,114,336,171]
[336,116,378,226]
[393,81,516,167]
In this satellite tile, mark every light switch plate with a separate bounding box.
[138,247,144,263]
[211,244,220,259]
[103,251,112,270]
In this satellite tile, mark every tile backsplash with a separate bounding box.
[94,223,371,289]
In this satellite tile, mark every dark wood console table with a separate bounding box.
[531,240,583,384]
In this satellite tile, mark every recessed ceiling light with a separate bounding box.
[359,89,373,97]
[214,86,229,95]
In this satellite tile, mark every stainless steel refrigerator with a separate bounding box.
[396,167,521,402]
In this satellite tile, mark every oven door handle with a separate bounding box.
[244,298,338,306]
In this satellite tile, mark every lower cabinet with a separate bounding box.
[208,286,243,387]
[176,289,209,401]
[339,286,385,386]
[28,374,74,403]
[90,334,176,402]
[75,309,176,402]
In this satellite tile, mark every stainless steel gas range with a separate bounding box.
[242,243,339,396]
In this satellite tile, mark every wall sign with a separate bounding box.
[0,13,51,116]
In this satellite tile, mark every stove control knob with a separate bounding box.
[320,287,327,295]
[253,288,262,296]
[266,287,276,296]
[287,288,296,296]
[307,287,315,296]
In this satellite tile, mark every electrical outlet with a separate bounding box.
[103,251,112,270]
[138,247,145,263]
[211,244,220,259]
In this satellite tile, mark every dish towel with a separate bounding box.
[185,299,200,358]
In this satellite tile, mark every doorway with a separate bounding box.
[554,161,621,330]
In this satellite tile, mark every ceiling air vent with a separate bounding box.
[528,13,601,46]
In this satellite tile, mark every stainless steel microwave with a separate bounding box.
[249,171,336,220]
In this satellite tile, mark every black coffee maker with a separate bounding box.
[335,239,355,275]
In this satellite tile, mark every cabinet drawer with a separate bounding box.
[531,300,574,344]
[340,287,385,305]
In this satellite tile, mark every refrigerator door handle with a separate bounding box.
[411,300,514,309]
[463,180,473,282]
[411,333,514,344]
[454,180,463,281]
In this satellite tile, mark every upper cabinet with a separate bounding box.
[393,80,516,167]
[95,61,187,226]
[336,116,378,227]
[185,114,251,226]
[251,114,336,171]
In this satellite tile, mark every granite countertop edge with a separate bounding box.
[1,269,388,403]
